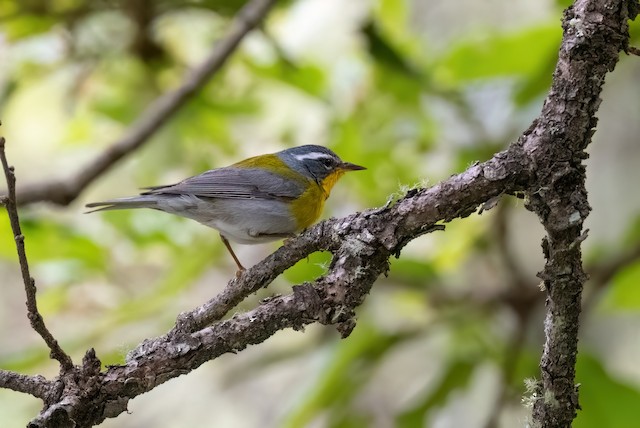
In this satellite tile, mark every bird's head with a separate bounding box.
[278,145,366,196]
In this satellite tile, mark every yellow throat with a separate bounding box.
[234,154,348,231]
[290,170,346,230]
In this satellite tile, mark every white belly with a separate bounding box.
[158,195,298,244]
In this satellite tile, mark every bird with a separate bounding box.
[86,145,366,271]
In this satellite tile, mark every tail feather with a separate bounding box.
[85,196,159,214]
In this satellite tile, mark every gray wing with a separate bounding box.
[142,167,305,201]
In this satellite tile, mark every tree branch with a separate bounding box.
[1,0,636,427]
[0,137,74,371]
[523,1,637,426]
[0,369,53,402]
[23,146,527,427]
[12,0,279,206]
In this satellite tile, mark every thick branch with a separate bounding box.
[523,1,637,426]
[27,147,527,428]
[12,0,278,206]
[2,0,636,427]
[0,137,74,371]
[0,369,52,401]
[174,150,527,335]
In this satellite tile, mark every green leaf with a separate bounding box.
[246,59,327,98]
[2,14,57,40]
[600,261,640,311]
[510,348,543,393]
[181,0,295,17]
[283,251,331,284]
[555,0,574,7]
[436,25,561,83]
[396,359,475,427]
[514,53,556,104]
[630,18,640,44]
[574,354,640,428]
[0,216,106,271]
[388,258,438,287]
[89,58,156,123]
[0,346,51,373]
[375,0,408,32]
[622,213,640,248]
[361,20,420,79]
[282,324,406,428]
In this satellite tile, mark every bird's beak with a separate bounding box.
[339,161,367,171]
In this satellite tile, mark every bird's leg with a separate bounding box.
[220,235,245,272]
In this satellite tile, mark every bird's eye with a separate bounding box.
[320,158,333,169]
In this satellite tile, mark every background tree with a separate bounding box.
[1,0,640,427]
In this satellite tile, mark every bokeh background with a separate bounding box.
[1,0,640,427]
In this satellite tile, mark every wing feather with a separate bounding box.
[142,167,304,201]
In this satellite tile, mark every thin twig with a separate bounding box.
[628,46,640,56]
[173,225,335,334]
[0,369,52,401]
[0,0,632,425]
[13,0,279,206]
[0,137,74,371]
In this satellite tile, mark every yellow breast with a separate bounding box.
[290,170,345,230]
[235,154,346,231]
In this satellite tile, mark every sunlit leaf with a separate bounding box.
[630,18,640,43]
[246,59,327,98]
[435,25,561,83]
[182,0,295,17]
[601,262,640,311]
[2,15,57,40]
[556,0,574,7]
[0,216,106,271]
[283,251,331,284]
[514,53,556,105]
[375,0,408,36]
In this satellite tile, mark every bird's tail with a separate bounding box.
[85,195,159,213]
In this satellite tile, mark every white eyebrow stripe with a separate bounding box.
[293,152,334,162]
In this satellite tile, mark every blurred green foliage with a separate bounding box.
[1,0,640,427]
[575,354,640,428]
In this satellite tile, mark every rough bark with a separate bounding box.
[522,1,637,426]
[0,0,637,427]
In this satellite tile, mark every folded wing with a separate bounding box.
[142,167,306,201]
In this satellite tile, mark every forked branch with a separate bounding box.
[0,0,638,427]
